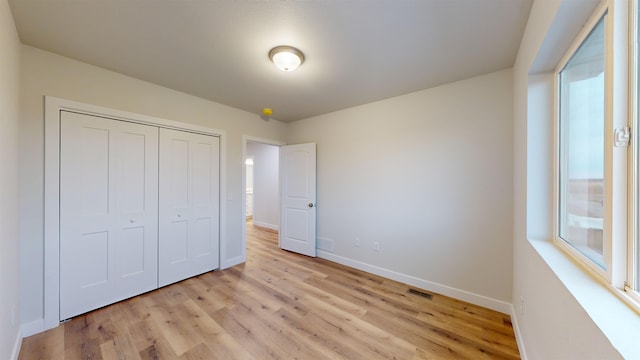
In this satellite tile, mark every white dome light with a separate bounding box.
[269,46,305,72]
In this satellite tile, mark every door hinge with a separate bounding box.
[614,126,631,147]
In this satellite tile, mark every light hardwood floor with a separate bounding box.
[19,222,520,359]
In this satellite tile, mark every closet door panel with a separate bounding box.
[159,134,190,284]
[118,227,146,277]
[192,139,220,267]
[117,131,149,280]
[163,137,190,269]
[60,111,158,320]
[159,129,220,287]
[192,136,219,272]
[113,123,159,299]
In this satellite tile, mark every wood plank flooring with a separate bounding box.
[19,222,520,359]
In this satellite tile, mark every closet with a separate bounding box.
[59,111,220,320]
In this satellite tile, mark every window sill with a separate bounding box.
[528,238,640,359]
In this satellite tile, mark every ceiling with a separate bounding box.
[9,0,533,123]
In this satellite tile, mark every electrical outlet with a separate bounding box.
[354,237,361,247]
[374,242,380,252]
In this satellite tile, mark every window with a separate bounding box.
[556,13,608,272]
[555,0,640,310]
[550,0,640,320]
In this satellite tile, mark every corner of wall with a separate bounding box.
[509,305,528,360]
[10,327,21,360]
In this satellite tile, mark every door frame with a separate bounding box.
[241,135,284,262]
[44,96,226,330]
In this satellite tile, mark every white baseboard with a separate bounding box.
[252,221,279,231]
[317,250,512,314]
[220,255,245,270]
[10,325,22,360]
[22,318,46,337]
[510,306,528,360]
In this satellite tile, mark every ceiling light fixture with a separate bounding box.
[269,45,305,72]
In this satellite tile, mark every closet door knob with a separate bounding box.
[130,218,136,223]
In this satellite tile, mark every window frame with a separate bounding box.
[553,3,613,282]
[628,0,640,302]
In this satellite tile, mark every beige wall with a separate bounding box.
[0,0,21,358]
[19,45,288,325]
[288,69,514,308]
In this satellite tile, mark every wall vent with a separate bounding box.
[408,288,433,300]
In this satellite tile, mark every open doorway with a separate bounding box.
[242,137,282,251]
[245,156,254,220]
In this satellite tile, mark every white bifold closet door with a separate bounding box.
[60,111,159,320]
[158,128,220,287]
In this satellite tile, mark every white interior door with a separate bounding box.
[279,143,317,257]
[159,129,220,287]
[60,111,159,320]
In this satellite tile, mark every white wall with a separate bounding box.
[0,0,21,358]
[246,141,280,229]
[512,0,632,358]
[19,45,287,327]
[287,69,514,310]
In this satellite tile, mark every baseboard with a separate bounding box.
[22,318,45,337]
[510,306,528,360]
[10,325,22,360]
[317,250,512,314]
[252,220,279,231]
[220,255,245,270]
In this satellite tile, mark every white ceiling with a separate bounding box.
[9,0,532,123]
